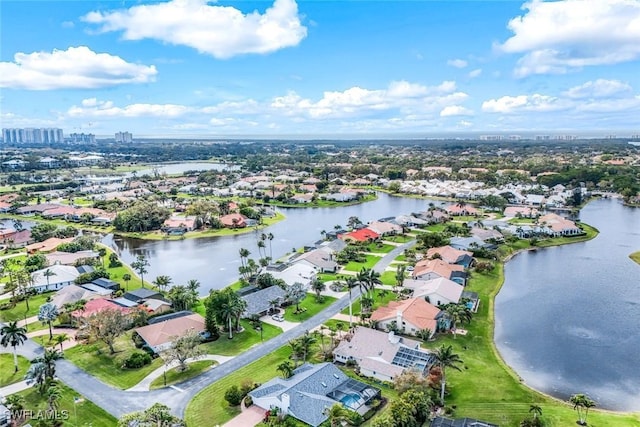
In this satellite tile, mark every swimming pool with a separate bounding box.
[340,393,361,409]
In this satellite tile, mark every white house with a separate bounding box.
[30,265,80,293]
[403,277,464,306]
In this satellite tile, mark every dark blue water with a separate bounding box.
[495,199,640,411]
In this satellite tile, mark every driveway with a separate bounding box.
[222,405,265,427]
[260,315,298,332]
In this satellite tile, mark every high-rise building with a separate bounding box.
[67,133,96,143]
[1,128,64,143]
[115,131,133,143]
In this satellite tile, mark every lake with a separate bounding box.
[102,193,442,293]
[495,198,640,411]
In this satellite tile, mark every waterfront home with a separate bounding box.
[333,327,434,382]
[162,216,197,234]
[123,288,164,303]
[293,248,339,273]
[538,213,582,236]
[3,229,34,248]
[134,313,206,353]
[45,250,99,266]
[240,285,287,318]
[367,221,403,236]
[220,213,248,228]
[30,264,80,292]
[503,206,540,218]
[445,204,478,216]
[26,237,75,254]
[370,298,443,338]
[266,262,317,288]
[338,228,380,243]
[249,363,381,427]
[51,284,102,309]
[470,227,504,243]
[449,236,493,251]
[412,259,466,285]
[403,277,464,306]
[426,246,473,268]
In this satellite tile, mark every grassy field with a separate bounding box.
[64,332,163,390]
[364,242,396,253]
[17,382,117,427]
[0,353,30,386]
[340,287,397,317]
[383,234,414,243]
[379,270,401,286]
[343,255,382,272]
[283,293,337,322]
[200,319,282,356]
[0,292,52,323]
[149,360,216,390]
[630,250,640,265]
[185,346,292,426]
[419,225,640,426]
[98,244,153,290]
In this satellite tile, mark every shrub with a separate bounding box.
[224,385,244,406]
[123,351,152,369]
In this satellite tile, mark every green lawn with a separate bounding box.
[383,234,414,243]
[507,217,537,224]
[423,223,446,232]
[149,360,216,390]
[64,332,163,389]
[0,292,52,322]
[343,255,382,272]
[283,294,337,322]
[200,319,282,356]
[415,225,640,426]
[340,287,398,316]
[0,353,30,386]
[318,272,341,283]
[630,250,640,265]
[98,244,154,290]
[17,382,116,427]
[364,242,396,253]
[379,270,403,286]
[185,346,291,426]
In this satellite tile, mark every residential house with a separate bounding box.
[323,193,357,202]
[249,363,380,427]
[220,213,248,228]
[403,278,463,306]
[266,263,317,288]
[367,221,403,236]
[26,237,75,254]
[334,327,434,382]
[445,204,478,216]
[294,249,338,273]
[503,206,539,218]
[91,278,120,291]
[470,227,504,243]
[51,284,101,309]
[316,238,347,255]
[72,298,131,319]
[30,265,80,292]
[134,313,206,352]
[449,236,493,251]
[3,229,34,248]
[338,228,380,243]
[370,298,443,338]
[45,250,99,266]
[15,203,61,215]
[123,288,164,303]
[538,213,582,236]
[412,259,466,285]
[162,216,197,234]
[240,285,287,317]
[142,299,173,314]
[430,417,498,427]
[426,246,473,268]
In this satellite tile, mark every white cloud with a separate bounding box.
[440,105,474,117]
[563,79,633,99]
[468,68,482,78]
[499,0,640,77]
[0,46,157,90]
[83,0,307,59]
[481,94,566,113]
[68,99,190,118]
[447,58,468,68]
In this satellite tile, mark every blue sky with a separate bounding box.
[1,0,640,137]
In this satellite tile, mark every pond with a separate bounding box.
[495,198,640,411]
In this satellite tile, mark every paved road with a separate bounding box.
[0,240,417,419]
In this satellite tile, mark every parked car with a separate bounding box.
[271,314,285,322]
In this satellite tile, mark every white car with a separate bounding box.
[271,314,285,322]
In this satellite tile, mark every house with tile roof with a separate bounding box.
[367,221,403,236]
[293,248,339,273]
[249,363,380,427]
[334,327,434,382]
[370,298,443,338]
[71,298,131,319]
[403,277,464,306]
[538,213,582,236]
[134,313,206,352]
[426,246,474,268]
[412,259,466,285]
[338,228,380,243]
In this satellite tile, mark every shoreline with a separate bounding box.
[489,223,639,416]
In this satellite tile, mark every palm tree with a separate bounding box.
[38,302,59,340]
[297,332,317,363]
[434,344,464,402]
[186,279,201,300]
[311,279,326,301]
[444,304,473,338]
[277,360,294,379]
[131,254,149,288]
[529,404,542,420]
[267,232,274,259]
[324,404,350,427]
[0,321,28,372]
[52,333,69,353]
[336,322,344,339]
[46,383,62,411]
[345,277,358,327]
[122,273,131,290]
[394,264,406,291]
[152,275,172,293]
[42,268,56,290]
[38,348,62,382]
[570,394,595,426]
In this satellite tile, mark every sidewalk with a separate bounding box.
[26,328,79,351]
[127,354,234,392]
[0,380,30,397]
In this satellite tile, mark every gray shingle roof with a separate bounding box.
[241,285,286,317]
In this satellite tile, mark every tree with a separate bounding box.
[570,394,595,426]
[394,264,406,291]
[0,321,27,372]
[347,216,362,229]
[310,278,326,301]
[153,275,172,293]
[285,282,307,312]
[296,331,317,363]
[27,348,61,394]
[168,285,195,312]
[113,201,171,232]
[122,273,132,290]
[42,268,56,290]
[267,232,275,259]
[417,232,450,249]
[529,404,542,420]
[393,370,430,394]
[434,344,464,402]
[164,329,204,372]
[30,223,58,242]
[118,403,184,427]
[186,279,201,301]
[444,303,473,338]
[46,383,62,411]
[37,302,59,340]
[324,404,350,427]
[85,308,130,354]
[206,288,246,339]
[224,385,244,406]
[52,333,69,353]
[277,360,294,379]
[131,254,150,288]
[401,388,432,425]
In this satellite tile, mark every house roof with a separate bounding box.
[412,259,464,280]
[92,278,119,290]
[367,221,403,235]
[220,213,247,227]
[143,299,172,311]
[339,228,380,242]
[46,250,99,266]
[26,237,75,253]
[430,417,498,427]
[30,265,80,288]
[403,277,463,304]
[163,216,196,229]
[123,288,162,302]
[268,263,316,286]
[241,285,286,317]
[51,284,101,308]
[426,246,473,265]
[135,313,205,348]
[296,249,338,271]
[79,283,113,296]
[371,298,441,332]
[72,298,130,318]
[334,327,433,379]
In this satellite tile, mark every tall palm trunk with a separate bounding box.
[228,316,233,339]
[440,370,446,401]
[12,346,19,373]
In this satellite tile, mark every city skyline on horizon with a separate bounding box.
[2,0,640,136]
